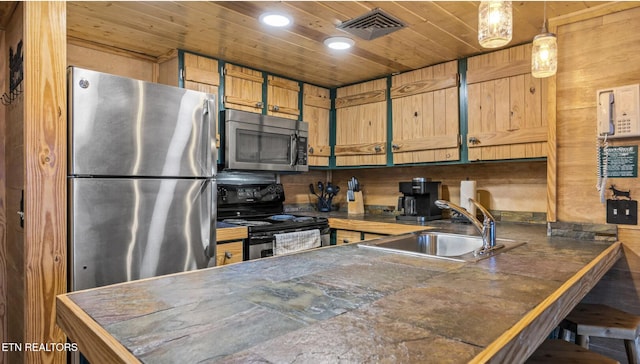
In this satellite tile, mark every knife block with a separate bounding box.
[348,191,364,215]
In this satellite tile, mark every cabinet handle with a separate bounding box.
[224,251,233,259]
[392,144,400,150]
[308,146,314,154]
[256,101,264,109]
[374,145,382,153]
[272,105,280,112]
[468,137,480,145]
[343,239,350,244]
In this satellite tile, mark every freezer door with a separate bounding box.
[69,67,217,178]
[69,178,216,291]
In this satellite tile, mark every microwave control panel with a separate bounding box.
[296,136,308,165]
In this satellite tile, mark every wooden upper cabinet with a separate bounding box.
[224,63,264,113]
[335,78,387,167]
[390,60,460,164]
[303,84,331,167]
[267,75,300,120]
[183,52,219,90]
[466,43,548,161]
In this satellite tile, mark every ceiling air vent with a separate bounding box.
[337,8,406,41]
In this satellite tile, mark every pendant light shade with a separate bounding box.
[531,32,557,78]
[531,1,557,78]
[478,1,512,48]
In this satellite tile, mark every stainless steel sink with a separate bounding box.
[358,231,525,262]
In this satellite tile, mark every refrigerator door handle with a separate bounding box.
[205,178,217,259]
[202,99,212,175]
[205,97,218,176]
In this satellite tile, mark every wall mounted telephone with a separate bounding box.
[597,84,640,139]
[596,84,640,202]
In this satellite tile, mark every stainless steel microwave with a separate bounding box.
[223,109,309,172]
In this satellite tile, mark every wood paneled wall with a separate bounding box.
[554,5,640,229]
[24,3,67,363]
[282,161,547,215]
[1,3,68,363]
[551,4,640,362]
[68,40,156,82]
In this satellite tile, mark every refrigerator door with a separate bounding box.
[69,177,216,291]
[69,67,217,178]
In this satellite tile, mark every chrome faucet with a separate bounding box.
[435,198,499,254]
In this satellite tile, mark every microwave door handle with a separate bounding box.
[290,133,298,166]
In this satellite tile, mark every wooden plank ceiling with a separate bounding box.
[64,1,608,88]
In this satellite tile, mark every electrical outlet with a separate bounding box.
[606,199,638,225]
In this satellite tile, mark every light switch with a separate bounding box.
[607,199,638,225]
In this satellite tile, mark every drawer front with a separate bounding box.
[216,241,243,265]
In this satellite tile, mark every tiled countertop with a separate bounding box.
[56,220,621,363]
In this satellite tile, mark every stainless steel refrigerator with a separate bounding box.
[68,67,217,291]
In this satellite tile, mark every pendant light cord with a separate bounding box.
[542,1,548,33]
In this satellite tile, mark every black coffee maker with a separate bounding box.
[396,177,442,222]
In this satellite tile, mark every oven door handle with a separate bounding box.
[249,232,275,240]
[290,133,298,167]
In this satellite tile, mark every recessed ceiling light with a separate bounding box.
[324,37,355,50]
[259,12,292,27]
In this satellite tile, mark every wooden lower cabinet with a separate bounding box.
[216,241,243,266]
[335,230,385,245]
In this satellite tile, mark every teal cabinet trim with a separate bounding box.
[261,71,268,115]
[329,88,337,169]
[386,75,394,167]
[458,58,469,163]
[298,81,304,121]
[218,60,226,165]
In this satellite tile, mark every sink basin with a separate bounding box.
[358,231,525,262]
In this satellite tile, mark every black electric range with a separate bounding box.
[217,183,329,260]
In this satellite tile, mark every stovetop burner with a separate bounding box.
[221,218,273,227]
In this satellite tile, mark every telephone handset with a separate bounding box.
[596,84,640,203]
[597,90,615,137]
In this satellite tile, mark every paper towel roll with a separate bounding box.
[460,180,477,217]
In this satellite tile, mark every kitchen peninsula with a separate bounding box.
[56,221,621,363]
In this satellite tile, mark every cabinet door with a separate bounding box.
[224,63,264,113]
[303,84,331,167]
[216,241,243,266]
[267,75,299,120]
[391,61,460,164]
[467,44,547,161]
[335,78,387,166]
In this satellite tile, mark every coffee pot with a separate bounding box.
[399,195,417,216]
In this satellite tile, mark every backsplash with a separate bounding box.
[281,160,547,220]
[547,222,618,242]
[284,202,547,224]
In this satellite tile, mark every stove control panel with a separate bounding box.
[218,183,284,204]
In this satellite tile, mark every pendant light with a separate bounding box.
[478,1,512,48]
[531,1,557,78]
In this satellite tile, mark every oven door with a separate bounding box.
[246,226,330,260]
[224,110,308,172]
